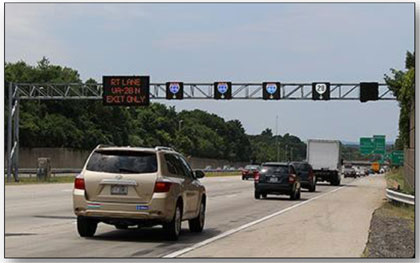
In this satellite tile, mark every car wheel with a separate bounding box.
[254,191,261,199]
[309,182,316,192]
[115,224,128,230]
[164,203,182,241]
[261,193,267,199]
[296,187,301,200]
[290,187,297,200]
[242,176,245,180]
[77,216,97,237]
[189,199,205,233]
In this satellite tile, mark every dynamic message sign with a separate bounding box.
[312,82,330,100]
[263,82,281,100]
[360,82,379,102]
[166,82,184,100]
[214,82,232,99]
[103,76,150,106]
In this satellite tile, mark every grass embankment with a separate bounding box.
[5,175,76,185]
[362,168,415,257]
[204,171,241,177]
[385,168,414,195]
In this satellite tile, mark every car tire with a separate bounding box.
[261,193,267,199]
[164,203,182,241]
[77,216,97,237]
[242,176,245,180]
[290,187,298,200]
[309,182,316,192]
[296,187,301,200]
[254,191,261,199]
[189,199,205,233]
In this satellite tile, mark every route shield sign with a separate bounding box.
[103,76,150,106]
[166,82,184,100]
[262,82,280,100]
[312,82,330,100]
[214,82,232,99]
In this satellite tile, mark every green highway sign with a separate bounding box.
[360,137,375,155]
[373,135,386,155]
[390,150,404,166]
[360,135,386,155]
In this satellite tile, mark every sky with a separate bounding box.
[5,3,415,142]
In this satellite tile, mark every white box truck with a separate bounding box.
[307,139,343,186]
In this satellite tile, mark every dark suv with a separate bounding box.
[254,162,301,200]
[290,161,316,192]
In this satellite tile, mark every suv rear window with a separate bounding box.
[262,165,290,174]
[86,150,157,174]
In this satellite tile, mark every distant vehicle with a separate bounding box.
[307,139,342,186]
[371,162,380,173]
[357,167,367,177]
[223,165,230,170]
[204,165,212,171]
[73,145,206,241]
[343,167,357,178]
[228,167,236,171]
[216,167,222,171]
[254,162,301,200]
[242,164,260,180]
[290,161,316,192]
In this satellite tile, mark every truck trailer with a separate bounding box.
[307,139,343,186]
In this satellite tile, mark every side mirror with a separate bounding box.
[194,170,205,179]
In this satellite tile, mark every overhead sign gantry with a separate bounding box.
[6,77,397,182]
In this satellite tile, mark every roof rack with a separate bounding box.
[155,146,175,152]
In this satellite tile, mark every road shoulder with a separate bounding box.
[181,175,386,257]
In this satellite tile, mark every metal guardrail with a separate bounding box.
[386,188,414,205]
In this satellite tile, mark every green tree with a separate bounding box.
[384,51,415,149]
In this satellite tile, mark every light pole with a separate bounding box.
[178,120,183,132]
[276,115,279,162]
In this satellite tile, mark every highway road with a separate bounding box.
[6,175,359,258]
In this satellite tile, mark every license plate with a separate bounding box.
[111,185,128,195]
[269,177,278,183]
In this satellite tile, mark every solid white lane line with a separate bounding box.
[163,185,345,258]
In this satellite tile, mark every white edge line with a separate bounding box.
[163,185,345,258]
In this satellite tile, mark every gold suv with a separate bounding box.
[73,145,206,240]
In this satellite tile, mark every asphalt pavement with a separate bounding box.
[5,175,372,258]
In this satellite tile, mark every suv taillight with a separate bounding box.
[74,177,85,190]
[254,171,260,182]
[154,181,172,192]
[288,174,296,183]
